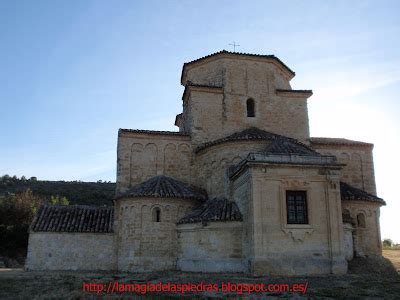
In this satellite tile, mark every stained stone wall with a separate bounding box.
[116,131,192,194]
[310,143,376,195]
[194,141,268,198]
[115,197,199,272]
[181,57,310,145]
[232,164,347,275]
[25,233,115,271]
[177,222,245,272]
[341,202,382,256]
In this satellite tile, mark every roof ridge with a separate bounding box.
[195,127,291,153]
[310,137,373,146]
[119,129,189,136]
[116,175,207,201]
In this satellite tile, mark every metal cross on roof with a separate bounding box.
[229,41,240,52]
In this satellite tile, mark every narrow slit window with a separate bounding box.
[247,98,255,117]
[152,207,161,222]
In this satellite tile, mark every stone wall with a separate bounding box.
[181,57,310,144]
[342,201,382,256]
[343,223,355,261]
[311,143,376,195]
[232,164,347,275]
[116,131,192,194]
[177,222,245,272]
[115,197,200,272]
[25,233,115,271]
[194,141,267,198]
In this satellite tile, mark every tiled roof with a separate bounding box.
[30,205,114,233]
[264,138,321,156]
[181,50,295,84]
[340,182,385,205]
[310,137,373,147]
[178,197,243,224]
[195,127,286,153]
[116,175,207,201]
[119,129,189,136]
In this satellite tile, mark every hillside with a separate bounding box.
[0,175,115,206]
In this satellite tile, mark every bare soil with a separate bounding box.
[0,254,399,299]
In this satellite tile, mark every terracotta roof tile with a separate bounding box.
[30,205,114,233]
[116,175,207,201]
[178,197,243,224]
[310,137,373,147]
[340,182,385,205]
[195,127,285,153]
[264,138,321,156]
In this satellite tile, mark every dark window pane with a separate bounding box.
[286,191,308,224]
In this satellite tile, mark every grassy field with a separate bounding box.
[0,253,399,299]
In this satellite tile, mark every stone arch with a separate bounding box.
[143,143,158,180]
[163,143,177,176]
[130,143,144,186]
[357,212,366,228]
[340,152,350,164]
[178,143,191,179]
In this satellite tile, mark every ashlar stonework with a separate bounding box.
[26,50,385,275]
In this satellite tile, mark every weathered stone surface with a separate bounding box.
[25,233,115,271]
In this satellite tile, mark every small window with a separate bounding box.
[152,207,161,222]
[357,213,366,228]
[247,98,255,117]
[286,191,308,224]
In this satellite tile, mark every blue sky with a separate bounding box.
[1,0,399,241]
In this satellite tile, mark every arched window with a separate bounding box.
[357,213,366,228]
[152,207,161,222]
[247,98,255,117]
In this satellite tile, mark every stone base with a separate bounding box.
[177,259,246,273]
[249,256,347,276]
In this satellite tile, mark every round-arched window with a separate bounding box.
[152,207,161,222]
[357,213,366,228]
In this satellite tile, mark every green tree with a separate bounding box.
[50,195,69,205]
[383,239,393,248]
[0,189,44,258]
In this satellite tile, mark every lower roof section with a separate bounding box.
[30,205,114,233]
[340,182,385,205]
[177,197,243,224]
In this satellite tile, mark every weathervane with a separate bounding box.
[229,41,240,52]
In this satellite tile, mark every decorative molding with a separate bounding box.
[282,228,314,242]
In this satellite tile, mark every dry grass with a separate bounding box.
[0,265,399,299]
[383,249,400,271]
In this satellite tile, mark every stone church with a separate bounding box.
[26,51,385,275]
